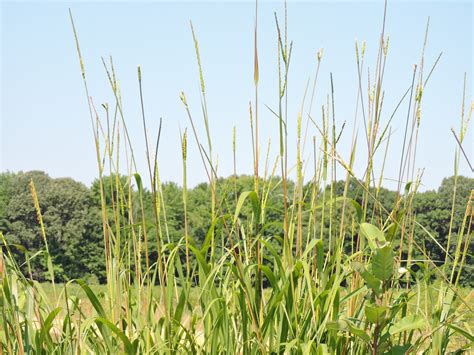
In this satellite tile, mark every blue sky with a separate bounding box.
[1,1,472,191]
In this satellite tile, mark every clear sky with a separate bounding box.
[1,0,472,191]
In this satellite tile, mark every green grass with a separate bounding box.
[37,282,473,352]
[1,1,473,354]
[39,282,473,328]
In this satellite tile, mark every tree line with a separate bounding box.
[0,171,472,286]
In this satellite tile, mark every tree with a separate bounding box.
[1,171,472,286]
[4,171,104,282]
[413,176,474,286]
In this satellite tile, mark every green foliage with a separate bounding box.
[1,4,473,353]
[412,176,474,286]
[2,171,104,282]
[1,171,472,286]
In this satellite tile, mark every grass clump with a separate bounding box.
[1,1,473,354]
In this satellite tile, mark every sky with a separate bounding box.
[1,0,473,191]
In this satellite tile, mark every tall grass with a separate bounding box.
[1,2,473,354]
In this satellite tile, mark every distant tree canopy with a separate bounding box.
[0,171,472,286]
[1,171,104,282]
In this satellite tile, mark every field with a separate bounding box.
[39,282,473,351]
[1,1,473,354]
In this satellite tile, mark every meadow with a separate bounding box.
[1,1,473,354]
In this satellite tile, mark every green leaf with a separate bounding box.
[201,217,219,255]
[316,344,329,355]
[234,191,261,225]
[447,324,474,342]
[351,200,363,223]
[77,280,112,350]
[389,315,427,335]
[260,264,278,290]
[360,223,386,250]
[316,239,324,273]
[95,317,136,354]
[385,345,412,355]
[365,303,387,324]
[384,223,398,242]
[189,245,210,275]
[261,239,283,273]
[345,320,371,343]
[39,307,62,347]
[77,280,106,317]
[404,181,412,195]
[133,173,143,196]
[372,246,394,282]
[302,238,321,259]
[173,288,187,324]
[353,262,382,296]
[326,320,346,330]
